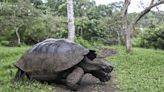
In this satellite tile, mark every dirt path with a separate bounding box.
[53,48,118,92]
[53,77,118,92]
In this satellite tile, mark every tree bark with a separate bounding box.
[116,30,120,45]
[122,0,131,52]
[15,27,21,47]
[67,0,75,42]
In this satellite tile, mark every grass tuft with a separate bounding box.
[109,46,164,92]
[0,46,54,92]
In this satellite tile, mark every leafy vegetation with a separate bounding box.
[133,24,164,50]
[0,0,123,46]
[140,25,164,49]
[0,0,163,50]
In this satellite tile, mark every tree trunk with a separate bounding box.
[15,27,21,47]
[122,0,164,52]
[124,26,132,52]
[116,30,120,45]
[67,0,75,42]
[122,0,131,52]
[125,25,133,52]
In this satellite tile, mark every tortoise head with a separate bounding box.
[80,56,113,82]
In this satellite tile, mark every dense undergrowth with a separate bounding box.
[0,46,163,92]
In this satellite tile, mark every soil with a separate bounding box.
[53,76,118,92]
[98,48,117,58]
[52,48,118,92]
[77,80,118,92]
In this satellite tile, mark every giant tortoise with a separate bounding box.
[14,38,113,90]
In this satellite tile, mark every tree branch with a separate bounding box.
[149,0,155,6]
[132,0,164,25]
[122,0,132,52]
[122,0,131,17]
[122,0,131,29]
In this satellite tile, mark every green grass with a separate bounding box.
[0,46,54,92]
[0,46,164,92]
[109,46,164,92]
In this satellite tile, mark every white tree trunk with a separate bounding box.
[125,26,132,52]
[67,0,75,42]
[15,27,21,46]
[122,0,132,52]
[116,30,120,45]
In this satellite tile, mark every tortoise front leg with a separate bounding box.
[14,69,25,80]
[66,67,84,90]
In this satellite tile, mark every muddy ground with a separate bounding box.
[53,75,118,92]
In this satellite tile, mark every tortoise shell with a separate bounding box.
[15,39,89,76]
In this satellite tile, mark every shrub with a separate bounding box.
[0,41,10,46]
[75,37,92,48]
[140,25,164,49]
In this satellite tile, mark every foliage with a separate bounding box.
[75,37,92,48]
[109,46,164,92]
[22,16,68,45]
[133,24,164,50]
[0,41,10,46]
[46,0,112,18]
[75,37,104,49]
[0,0,163,49]
[75,15,122,45]
[0,0,68,45]
[0,0,43,45]
[0,0,123,46]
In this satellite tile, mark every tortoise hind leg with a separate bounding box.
[26,73,32,80]
[14,69,25,80]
